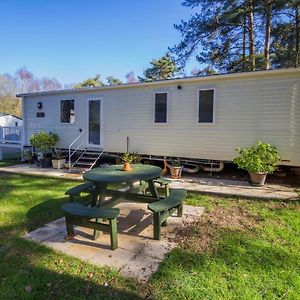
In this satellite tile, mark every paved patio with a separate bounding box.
[169,177,299,200]
[1,163,298,200]
[26,202,204,282]
[0,163,82,179]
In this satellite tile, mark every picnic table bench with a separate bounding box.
[62,202,120,250]
[65,181,95,202]
[148,189,187,240]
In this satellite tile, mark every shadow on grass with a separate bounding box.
[26,197,68,232]
[0,237,145,300]
[26,195,91,232]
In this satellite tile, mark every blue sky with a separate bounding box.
[0,0,197,84]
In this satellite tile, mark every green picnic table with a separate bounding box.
[83,164,162,206]
[82,164,162,239]
[62,164,186,249]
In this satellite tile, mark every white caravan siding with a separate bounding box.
[22,70,300,166]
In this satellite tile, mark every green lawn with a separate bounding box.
[0,173,299,299]
[0,158,21,167]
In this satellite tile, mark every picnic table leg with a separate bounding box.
[65,216,76,240]
[153,212,161,240]
[109,218,118,250]
[90,189,98,207]
[177,204,183,217]
[93,183,107,240]
[147,179,160,199]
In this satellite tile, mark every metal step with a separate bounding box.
[80,156,98,160]
[85,151,102,155]
[68,136,103,172]
[86,147,102,151]
[73,161,94,166]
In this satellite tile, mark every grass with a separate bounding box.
[0,173,299,299]
[0,158,21,167]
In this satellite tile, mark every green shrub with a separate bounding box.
[233,141,280,174]
[29,131,59,153]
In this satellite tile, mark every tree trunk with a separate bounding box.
[242,14,247,71]
[264,0,271,70]
[247,0,255,71]
[295,2,300,67]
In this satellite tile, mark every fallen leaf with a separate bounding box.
[25,285,32,293]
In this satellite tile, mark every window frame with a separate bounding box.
[153,91,169,124]
[197,88,216,124]
[60,99,75,124]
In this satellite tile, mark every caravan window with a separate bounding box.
[60,100,75,124]
[154,93,167,123]
[198,89,214,123]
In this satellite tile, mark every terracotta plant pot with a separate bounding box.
[123,162,132,171]
[170,166,182,179]
[249,172,267,186]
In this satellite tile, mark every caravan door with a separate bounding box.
[87,99,102,147]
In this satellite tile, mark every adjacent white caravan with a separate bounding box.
[0,113,22,127]
[18,68,300,167]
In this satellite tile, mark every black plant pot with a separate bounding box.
[40,157,52,168]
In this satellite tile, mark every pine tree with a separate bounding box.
[74,74,104,88]
[271,0,300,68]
[171,0,299,73]
[139,54,178,82]
[106,76,123,85]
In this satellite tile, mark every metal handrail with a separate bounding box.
[68,131,86,171]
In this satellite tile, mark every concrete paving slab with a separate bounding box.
[169,177,298,200]
[0,164,82,180]
[26,203,204,282]
[42,232,73,252]
[119,253,161,282]
[183,205,205,217]
[66,242,106,260]
[140,239,177,260]
[88,248,137,270]
[45,217,66,230]
[26,226,62,242]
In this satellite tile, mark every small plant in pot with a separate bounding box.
[121,152,135,171]
[29,131,59,168]
[169,159,183,179]
[234,141,280,186]
[52,150,66,169]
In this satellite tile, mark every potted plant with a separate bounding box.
[234,141,280,186]
[22,149,33,163]
[52,150,66,169]
[121,152,135,171]
[29,131,59,168]
[169,159,183,179]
